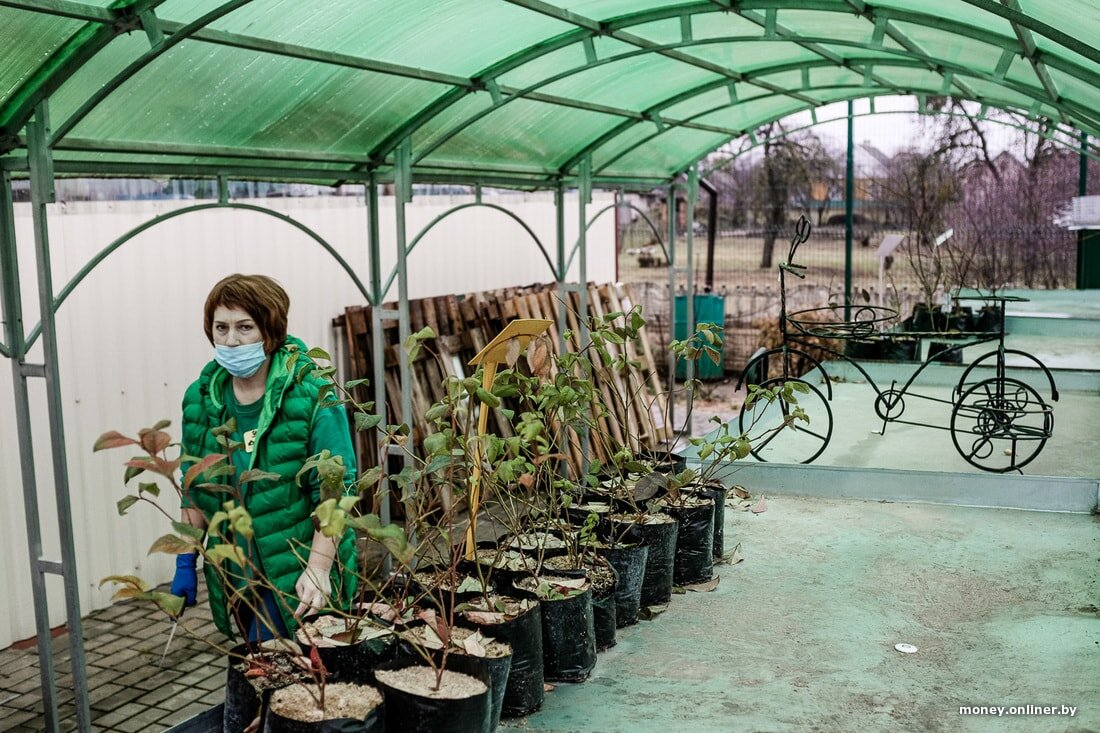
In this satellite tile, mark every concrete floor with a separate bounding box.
[502,495,1099,733]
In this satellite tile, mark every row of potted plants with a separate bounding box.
[96,306,800,732]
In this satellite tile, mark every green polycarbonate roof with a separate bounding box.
[1,0,1099,187]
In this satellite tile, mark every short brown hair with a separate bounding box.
[203,274,289,354]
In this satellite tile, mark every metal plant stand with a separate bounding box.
[737,217,1058,474]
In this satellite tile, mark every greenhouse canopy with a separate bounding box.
[1,0,1099,188]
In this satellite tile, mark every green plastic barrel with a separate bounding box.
[673,293,725,380]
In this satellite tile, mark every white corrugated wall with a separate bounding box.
[1,191,615,648]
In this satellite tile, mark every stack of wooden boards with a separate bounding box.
[337,282,669,482]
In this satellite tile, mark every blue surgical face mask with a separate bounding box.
[214,342,268,378]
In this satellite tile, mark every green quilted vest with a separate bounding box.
[180,336,358,639]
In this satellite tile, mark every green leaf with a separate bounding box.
[116,495,139,516]
[239,469,282,484]
[123,463,144,484]
[171,521,205,541]
[147,591,185,618]
[475,387,501,409]
[791,381,811,394]
[354,466,384,491]
[344,378,370,390]
[354,412,383,432]
[306,347,332,361]
[423,432,449,456]
[137,482,160,497]
[206,543,246,567]
[733,438,752,460]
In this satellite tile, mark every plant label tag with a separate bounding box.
[243,429,257,453]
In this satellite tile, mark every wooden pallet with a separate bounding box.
[336,282,668,506]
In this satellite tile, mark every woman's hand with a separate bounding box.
[294,566,331,618]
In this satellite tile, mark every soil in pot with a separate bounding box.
[459,595,544,718]
[225,641,311,733]
[597,543,648,627]
[664,496,716,586]
[264,682,383,732]
[514,576,596,683]
[472,547,540,591]
[610,513,678,607]
[410,567,493,615]
[542,555,617,650]
[373,661,491,733]
[398,623,513,733]
[295,615,396,685]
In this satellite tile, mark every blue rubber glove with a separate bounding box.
[170,552,199,608]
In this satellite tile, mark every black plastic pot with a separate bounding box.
[530,583,596,683]
[882,337,919,362]
[297,615,396,686]
[929,341,964,364]
[443,649,512,733]
[688,483,727,559]
[460,598,544,718]
[597,543,648,627]
[393,627,513,733]
[464,541,540,593]
[665,500,716,586]
[614,515,679,607]
[225,644,309,733]
[372,659,491,733]
[591,591,617,651]
[843,339,884,360]
[263,686,385,732]
[975,305,1003,332]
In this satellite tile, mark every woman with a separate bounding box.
[171,274,358,641]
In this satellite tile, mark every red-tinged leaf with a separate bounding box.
[751,497,768,514]
[184,454,228,490]
[730,485,750,500]
[94,431,137,452]
[140,430,171,455]
[309,643,327,680]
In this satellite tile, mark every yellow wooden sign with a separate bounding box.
[465,318,552,559]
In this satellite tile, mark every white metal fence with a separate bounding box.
[1,191,615,648]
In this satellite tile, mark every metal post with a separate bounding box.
[577,156,592,470]
[1077,130,1089,289]
[665,184,677,433]
[366,172,391,572]
[2,168,62,733]
[26,102,91,732]
[844,100,855,321]
[555,182,567,353]
[393,140,415,540]
[686,165,698,395]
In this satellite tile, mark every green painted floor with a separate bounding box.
[502,495,1099,733]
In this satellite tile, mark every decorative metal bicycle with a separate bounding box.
[736,217,1057,474]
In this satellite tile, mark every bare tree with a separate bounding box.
[747,123,834,269]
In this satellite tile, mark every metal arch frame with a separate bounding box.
[411,35,1100,174]
[4,1,1097,182]
[20,201,372,351]
[698,106,1100,177]
[561,58,1100,178]
[590,78,1098,179]
[378,200,558,303]
[564,200,667,274]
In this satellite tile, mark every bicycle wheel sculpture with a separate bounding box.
[738,377,833,464]
[949,377,1053,473]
